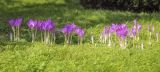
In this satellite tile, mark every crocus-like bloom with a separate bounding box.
[47,22,55,32]
[61,23,77,35]
[75,27,85,37]
[132,19,142,36]
[27,19,37,29]
[110,23,118,33]
[117,29,128,39]
[137,24,142,32]
[116,24,128,39]
[41,19,55,32]
[61,24,72,35]
[134,19,137,25]
[70,23,77,30]
[8,18,22,42]
[134,23,141,31]
[9,18,23,27]
[36,20,43,31]
[42,19,50,31]
[46,19,55,32]
[9,19,15,26]
[119,24,127,29]
[102,26,110,35]
[131,28,137,36]
[131,24,141,37]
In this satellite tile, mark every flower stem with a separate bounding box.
[17,26,20,41]
[9,32,13,41]
[108,33,111,47]
[44,31,46,43]
[31,30,35,43]
[12,27,16,41]
[70,34,72,44]
[149,32,152,45]
[132,38,135,48]
[141,42,144,50]
[91,35,94,44]
[48,32,50,44]
[80,37,83,45]
[64,34,67,44]
[53,32,56,44]
[156,32,159,42]
[104,34,107,44]
[41,32,43,42]
[34,29,37,41]
[67,34,70,44]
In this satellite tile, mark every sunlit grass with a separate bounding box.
[0,0,160,72]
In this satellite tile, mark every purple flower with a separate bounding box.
[110,23,127,33]
[137,24,142,32]
[14,18,22,26]
[47,23,55,31]
[104,26,110,34]
[27,19,37,29]
[118,24,127,29]
[46,19,55,32]
[42,20,50,31]
[61,25,68,34]
[132,19,142,34]
[102,26,110,35]
[131,28,137,36]
[116,24,128,39]
[134,19,137,25]
[75,27,85,37]
[9,19,15,26]
[36,20,43,31]
[61,23,77,35]
[117,29,128,39]
[110,23,118,33]
[8,18,23,27]
[61,24,72,34]
[41,19,55,32]
[70,23,77,29]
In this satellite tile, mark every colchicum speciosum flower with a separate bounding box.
[8,18,23,41]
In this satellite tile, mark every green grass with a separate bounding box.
[0,42,160,72]
[0,0,160,72]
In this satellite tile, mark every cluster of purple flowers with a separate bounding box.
[8,18,84,44]
[61,23,85,44]
[8,18,159,47]
[100,19,142,48]
[8,18,23,41]
[129,19,142,39]
[27,19,55,44]
[27,19,55,32]
[9,18,23,27]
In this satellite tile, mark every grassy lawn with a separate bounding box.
[0,0,160,72]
